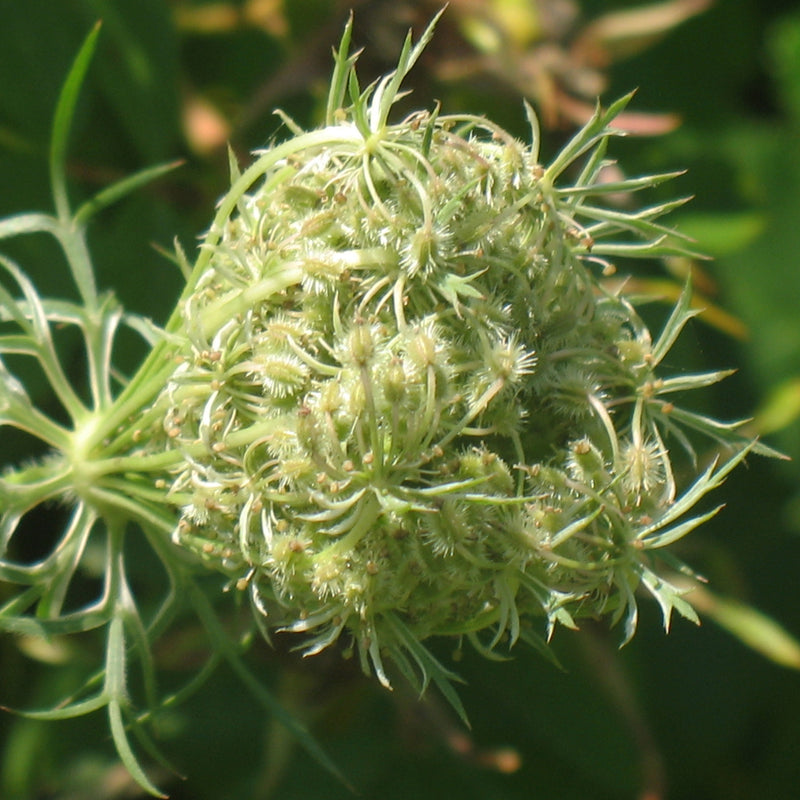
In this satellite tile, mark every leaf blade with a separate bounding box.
[50,21,102,222]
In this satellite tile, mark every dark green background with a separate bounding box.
[1,1,799,797]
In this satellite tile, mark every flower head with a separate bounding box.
[147,14,762,697]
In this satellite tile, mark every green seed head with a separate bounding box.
[153,14,757,686]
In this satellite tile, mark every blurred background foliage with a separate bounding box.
[1,1,800,798]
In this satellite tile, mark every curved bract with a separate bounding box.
[0,12,769,795]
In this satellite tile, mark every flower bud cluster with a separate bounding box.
[151,20,754,686]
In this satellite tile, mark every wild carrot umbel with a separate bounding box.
[0,12,773,795]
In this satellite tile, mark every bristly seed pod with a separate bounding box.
[153,12,761,703]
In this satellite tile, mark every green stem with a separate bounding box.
[87,486,175,536]
[91,440,209,477]
[199,266,304,338]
